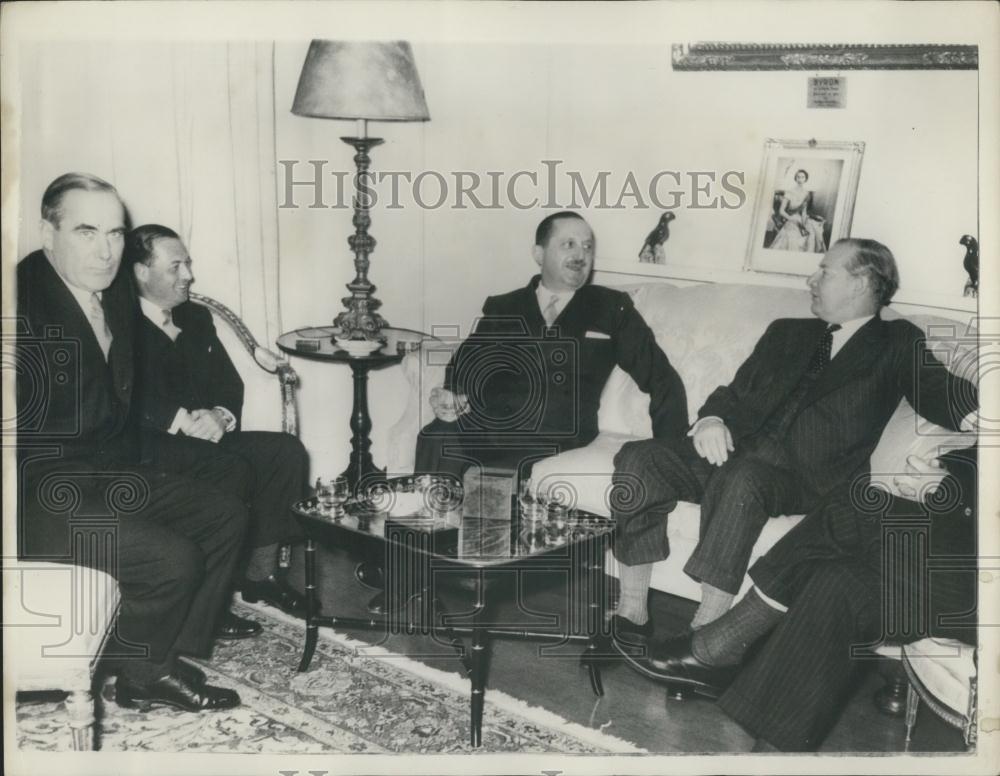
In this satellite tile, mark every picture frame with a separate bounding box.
[745,138,865,276]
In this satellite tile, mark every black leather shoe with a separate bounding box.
[215,610,263,640]
[634,635,738,699]
[241,575,307,615]
[116,671,241,712]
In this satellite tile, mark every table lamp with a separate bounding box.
[292,40,430,355]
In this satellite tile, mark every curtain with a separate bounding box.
[16,40,282,344]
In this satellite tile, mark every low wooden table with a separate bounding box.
[292,476,615,747]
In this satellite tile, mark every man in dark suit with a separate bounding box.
[415,211,687,480]
[16,173,246,712]
[127,224,308,618]
[610,238,977,651]
[667,448,977,750]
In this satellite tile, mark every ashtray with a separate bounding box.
[334,336,384,357]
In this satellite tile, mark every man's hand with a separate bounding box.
[183,408,228,443]
[693,417,734,467]
[430,387,469,423]
[893,454,946,502]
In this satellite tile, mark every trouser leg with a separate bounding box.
[718,560,880,751]
[221,431,307,548]
[610,436,710,566]
[684,455,811,595]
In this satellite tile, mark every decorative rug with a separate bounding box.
[16,600,644,754]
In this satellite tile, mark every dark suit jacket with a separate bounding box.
[15,250,141,558]
[135,301,244,432]
[444,276,687,445]
[698,315,976,496]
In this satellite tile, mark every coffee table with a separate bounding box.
[292,476,615,747]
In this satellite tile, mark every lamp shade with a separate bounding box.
[292,40,430,122]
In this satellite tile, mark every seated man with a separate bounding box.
[649,448,977,751]
[17,173,245,712]
[416,210,688,481]
[127,224,309,620]
[611,239,977,651]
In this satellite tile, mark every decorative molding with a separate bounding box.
[672,43,978,71]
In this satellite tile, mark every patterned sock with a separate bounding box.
[615,562,653,625]
[690,583,736,629]
[245,543,279,581]
[691,588,785,666]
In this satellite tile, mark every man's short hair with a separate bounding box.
[837,238,900,307]
[41,172,120,227]
[125,224,181,268]
[535,211,586,247]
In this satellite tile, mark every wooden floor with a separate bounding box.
[282,543,967,755]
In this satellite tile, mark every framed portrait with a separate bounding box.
[745,139,865,276]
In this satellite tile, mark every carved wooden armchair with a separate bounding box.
[5,293,300,750]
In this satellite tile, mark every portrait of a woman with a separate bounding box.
[767,169,827,253]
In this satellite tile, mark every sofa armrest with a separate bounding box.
[385,339,457,474]
[189,292,299,435]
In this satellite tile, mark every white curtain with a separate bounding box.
[16,40,282,344]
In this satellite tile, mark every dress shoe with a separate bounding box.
[241,574,308,615]
[116,671,241,712]
[215,610,263,640]
[608,614,654,650]
[631,635,738,699]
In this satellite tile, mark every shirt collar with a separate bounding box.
[535,281,576,307]
[139,295,173,327]
[833,314,875,342]
[47,255,102,315]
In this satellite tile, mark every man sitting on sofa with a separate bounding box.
[415,210,688,480]
[127,224,309,621]
[610,238,977,655]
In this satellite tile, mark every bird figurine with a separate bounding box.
[639,211,676,264]
[960,234,978,297]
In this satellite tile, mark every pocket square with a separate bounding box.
[585,331,611,340]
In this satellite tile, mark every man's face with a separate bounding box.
[41,189,126,292]
[806,242,869,323]
[135,237,195,310]
[533,217,595,292]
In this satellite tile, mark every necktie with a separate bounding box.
[806,323,841,375]
[161,308,172,327]
[542,294,559,327]
[88,292,113,360]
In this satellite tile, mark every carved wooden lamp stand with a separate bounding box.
[292,40,430,354]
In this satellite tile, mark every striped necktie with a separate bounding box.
[542,294,560,327]
[88,292,113,360]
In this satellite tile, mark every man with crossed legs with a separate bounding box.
[609,239,977,660]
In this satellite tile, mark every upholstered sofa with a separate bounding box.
[386,280,978,602]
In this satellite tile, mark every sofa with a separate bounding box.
[386,280,977,602]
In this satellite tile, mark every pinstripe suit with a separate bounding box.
[719,449,977,750]
[612,314,974,594]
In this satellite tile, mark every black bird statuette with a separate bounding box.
[639,211,676,264]
[960,234,978,297]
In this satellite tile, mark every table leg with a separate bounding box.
[341,360,384,489]
[580,534,607,696]
[469,572,489,748]
[298,538,319,672]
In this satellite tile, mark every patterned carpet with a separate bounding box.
[16,600,644,754]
